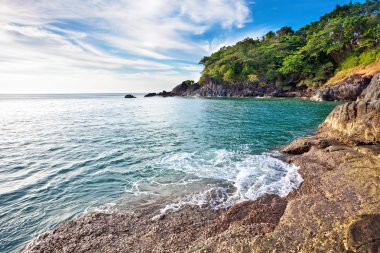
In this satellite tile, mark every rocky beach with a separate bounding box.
[20,73,380,252]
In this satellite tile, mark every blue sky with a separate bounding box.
[0,0,363,93]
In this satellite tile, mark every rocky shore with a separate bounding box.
[21,73,379,252]
[168,74,374,102]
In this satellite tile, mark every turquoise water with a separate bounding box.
[0,94,339,252]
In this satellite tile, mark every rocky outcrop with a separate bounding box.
[157,90,174,97]
[171,76,310,98]
[253,72,380,252]
[124,94,136,98]
[313,74,372,101]
[143,91,174,97]
[144,93,157,97]
[21,195,287,253]
[253,139,380,252]
[319,72,380,145]
[172,74,374,101]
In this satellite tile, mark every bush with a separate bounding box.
[248,74,259,82]
[199,76,206,85]
[340,55,359,69]
[359,51,377,65]
[181,80,195,86]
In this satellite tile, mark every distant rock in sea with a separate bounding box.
[124,94,136,98]
[144,91,174,97]
[144,93,157,97]
[157,91,174,97]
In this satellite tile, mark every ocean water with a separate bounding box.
[0,94,339,252]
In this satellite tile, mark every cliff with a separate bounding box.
[171,77,311,98]
[170,69,378,101]
[319,73,380,144]
[313,74,373,101]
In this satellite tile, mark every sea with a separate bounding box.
[0,94,339,252]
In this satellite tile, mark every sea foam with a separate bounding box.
[154,149,303,216]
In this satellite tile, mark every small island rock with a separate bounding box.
[144,93,157,97]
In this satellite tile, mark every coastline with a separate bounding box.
[145,72,374,103]
[20,73,379,252]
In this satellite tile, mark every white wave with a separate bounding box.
[84,202,118,214]
[155,149,303,216]
[152,187,230,220]
[125,181,152,196]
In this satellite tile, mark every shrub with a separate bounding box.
[340,55,359,69]
[359,51,377,65]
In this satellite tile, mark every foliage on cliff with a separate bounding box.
[198,0,380,88]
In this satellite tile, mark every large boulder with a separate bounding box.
[360,73,380,101]
[318,72,380,144]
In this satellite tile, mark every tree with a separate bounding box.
[280,54,305,75]
[276,26,294,37]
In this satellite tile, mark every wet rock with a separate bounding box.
[20,195,286,253]
[124,94,136,98]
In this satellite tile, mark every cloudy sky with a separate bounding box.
[0,0,359,93]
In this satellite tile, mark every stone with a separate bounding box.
[319,72,380,145]
[346,214,380,252]
[281,137,314,155]
[318,74,372,101]
[144,93,157,97]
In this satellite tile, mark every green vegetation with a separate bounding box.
[198,0,380,88]
[181,80,195,86]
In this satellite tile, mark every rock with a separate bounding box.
[318,72,380,145]
[360,73,380,101]
[317,139,330,149]
[171,81,201,96]
[157,90,174,97]
[170,76,308,98]
[144,93,157,97]
[346,214,380,252]
[124,94,136,98]
[317,74,372,101]
[144,91,174,97]
[20,195,287,253]
[281,137,314,155]
[170,73,372,100]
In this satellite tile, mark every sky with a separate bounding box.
[0,0,363,93]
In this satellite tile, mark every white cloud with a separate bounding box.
[208,28,272,53]
[0,0,251,93]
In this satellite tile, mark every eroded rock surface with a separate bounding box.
[21,195,286,253]
[314,74,372,101]
[170,76,311,98]
[319,72,380,145]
